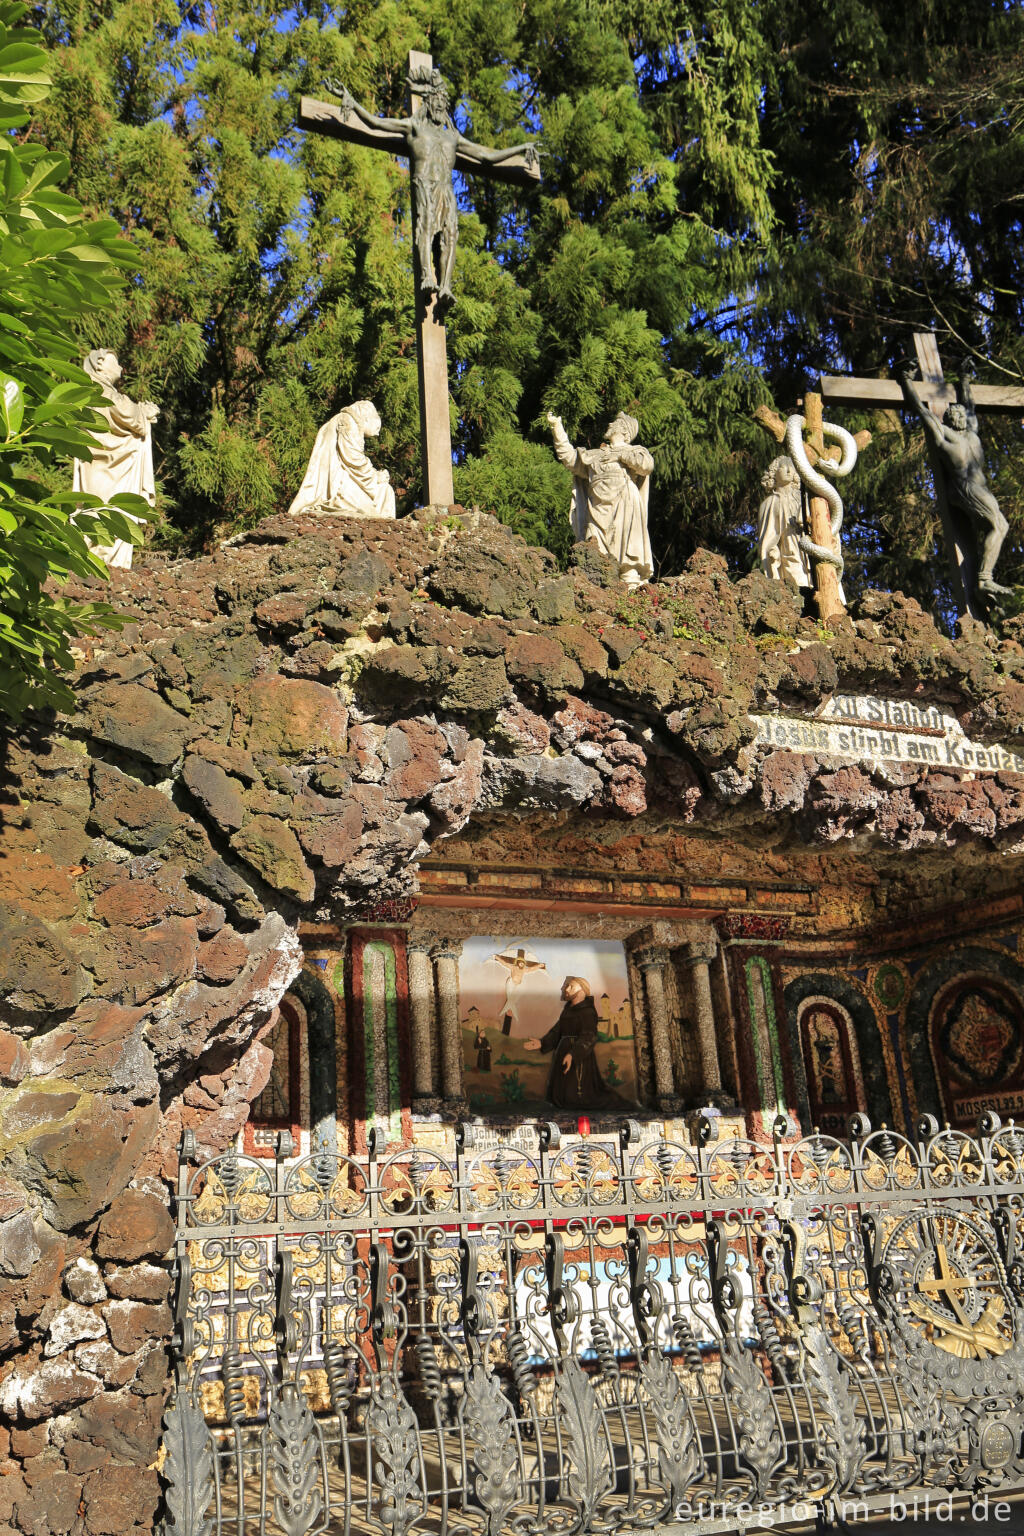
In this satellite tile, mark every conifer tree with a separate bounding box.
[25,0,1024,621]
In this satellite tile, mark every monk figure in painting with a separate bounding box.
[474,1025,492,1073]
[523,976,625,1111]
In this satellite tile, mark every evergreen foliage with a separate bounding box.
[0,0,144,716]
[22,0,1024,623]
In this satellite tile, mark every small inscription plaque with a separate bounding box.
[954,1092,1024,1120]
[753,693,1024,775]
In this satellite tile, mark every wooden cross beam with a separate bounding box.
[299,52,540,509]
[820,332,1024,415]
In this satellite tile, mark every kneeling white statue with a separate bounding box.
[73,349,158,570]
[547,410,654,585]
[288,400,396,519]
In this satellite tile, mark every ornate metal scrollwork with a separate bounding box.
[267,1383,325,1536]
[464,1367,520,1536]
[557,1357,614,1526]
[641,1348,702,1504]
[720,1332,785,1498]
[163,1119,1024,1536]
[366,1374,423,1536]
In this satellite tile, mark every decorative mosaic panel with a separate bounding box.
[932,976,1024,1127]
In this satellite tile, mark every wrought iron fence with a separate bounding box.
[162,1114,1024,1535]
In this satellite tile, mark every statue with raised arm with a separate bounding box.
[901,364,1012,609]
[547,410,654,585]
[328,68,538,305]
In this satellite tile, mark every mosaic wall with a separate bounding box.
[243,909,1024,1152]
[769,920,1024,1138]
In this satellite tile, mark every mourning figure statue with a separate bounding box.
[757,453,846,607]
[73,349,158,570]
[757,455,809,594]
[900,364,1011,608]
[288,400,395,520]
[547,410,654,586]
[330,69,538,305]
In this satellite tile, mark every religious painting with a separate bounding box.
[931,976,1024,1127]
[798,999,864,1138]
[460,937,637,1116]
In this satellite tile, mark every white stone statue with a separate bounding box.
[757,453,846,603]
[73,350,158,569]
[757,455,808,593]
[547,410,654,586]
[288,400,396,519]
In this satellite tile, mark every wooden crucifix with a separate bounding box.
[821,332,1023,621]
[299,53,540,508]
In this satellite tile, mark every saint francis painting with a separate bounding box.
[460,937,637,1115]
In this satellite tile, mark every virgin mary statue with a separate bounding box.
[288,400,396,520]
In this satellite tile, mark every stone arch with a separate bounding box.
[247,965,338,1159]
[907,945,1024,1127]
[784,972,891,1133]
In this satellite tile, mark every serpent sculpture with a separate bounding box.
[783,413,859,579]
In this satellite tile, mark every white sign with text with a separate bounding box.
[752,693,1024,775]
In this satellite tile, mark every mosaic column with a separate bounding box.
[634,945,675,1104]
[681,938,723,1096]
[406,936,435,1104]
[431,938,464,1103]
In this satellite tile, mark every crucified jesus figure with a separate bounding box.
[329,70,538,304]
[901,364,1012,604]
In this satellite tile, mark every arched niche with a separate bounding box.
[907,946,1024,1129]
[245,965,338,1158]
[784,971,891,1133]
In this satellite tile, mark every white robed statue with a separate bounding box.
[757,454,846,602]
[73,350,158,570]
[288,400,396,519]
[547,410,654,586]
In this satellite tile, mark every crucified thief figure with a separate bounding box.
[332,70,538,304]
[901,364,1012,604]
